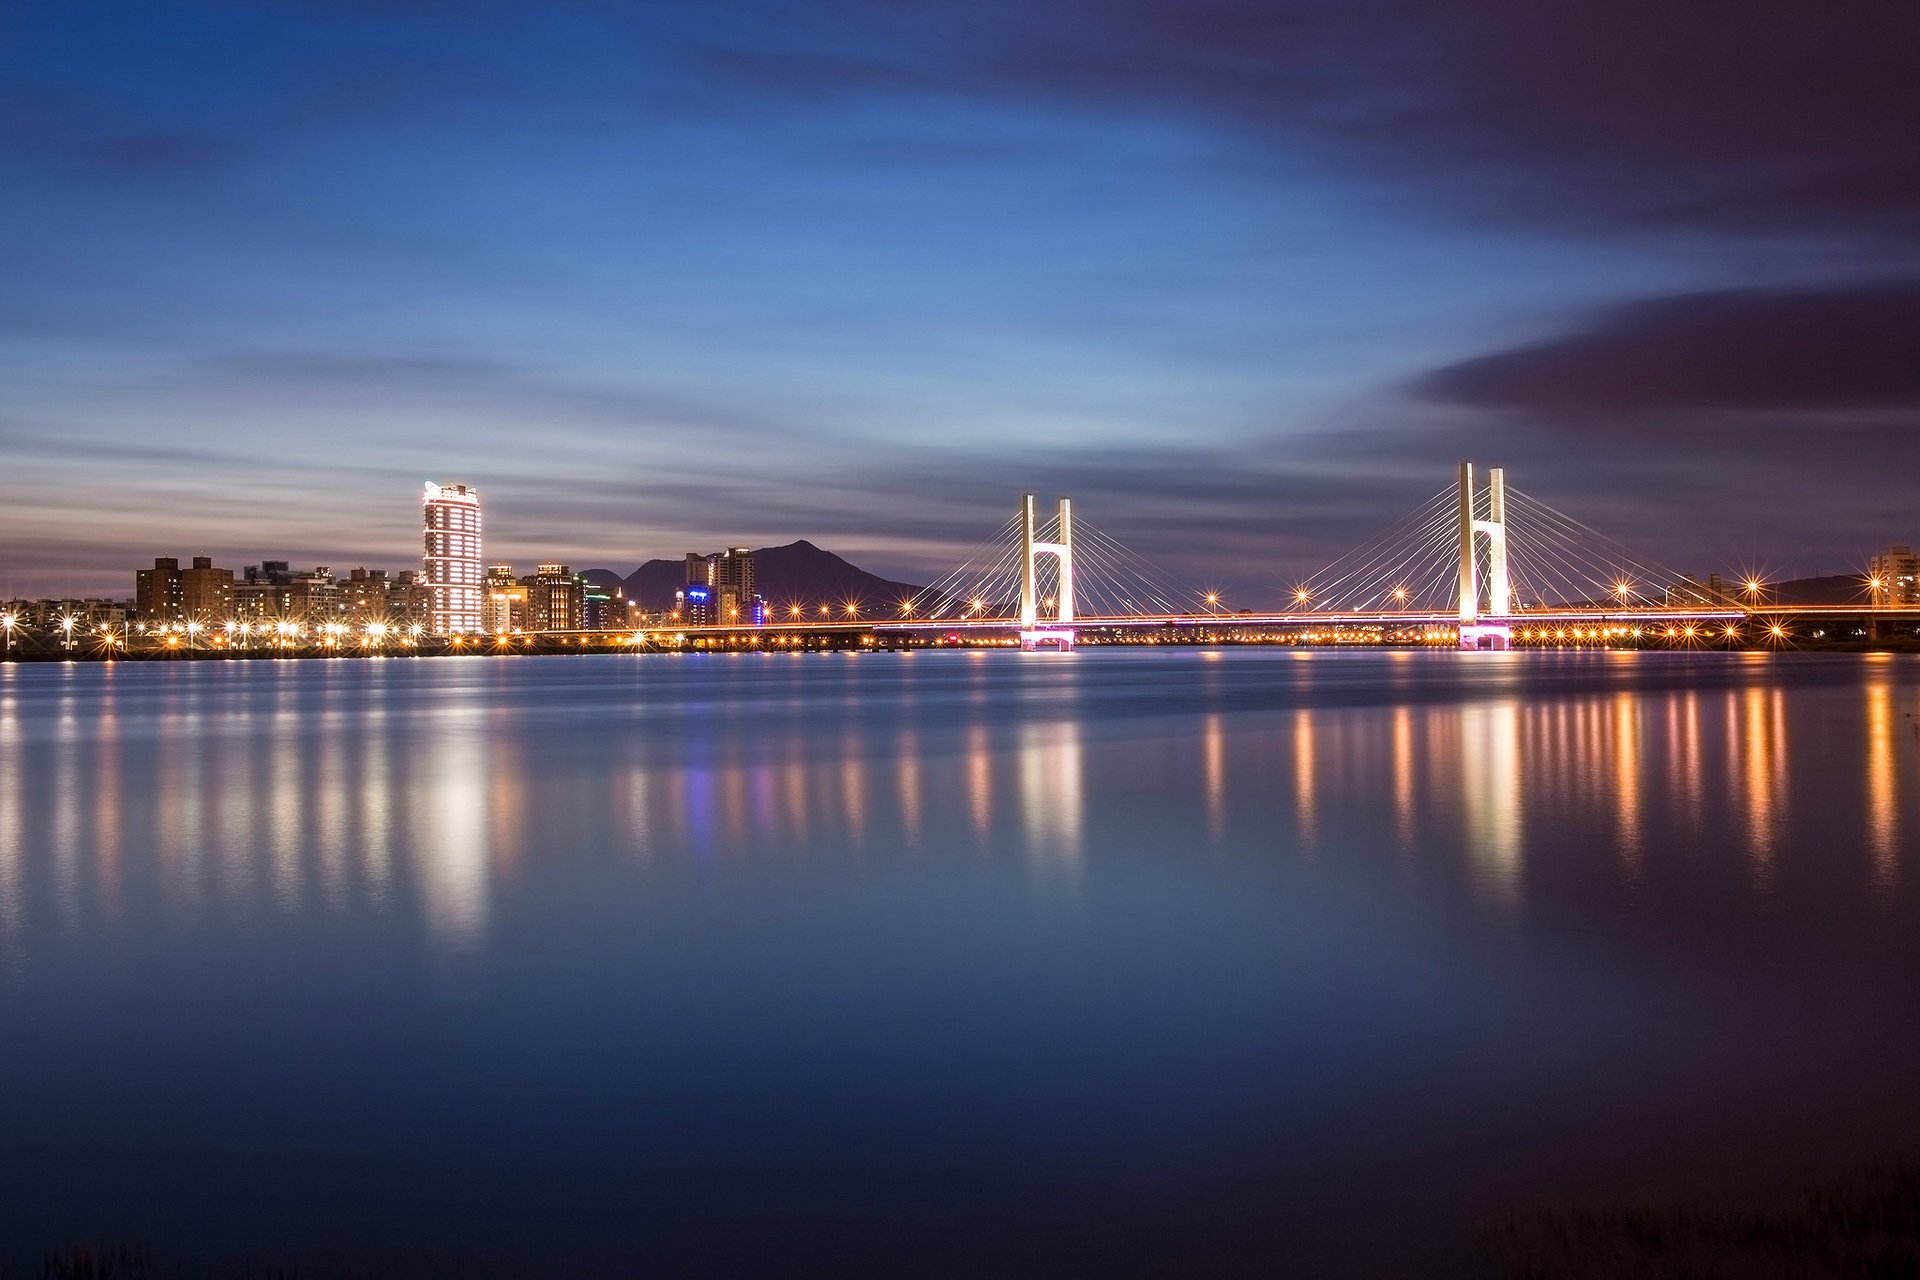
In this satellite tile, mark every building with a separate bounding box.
[135,557,185,622]
[683,546,759,624]
[233,561,295,621]
[1,597,131,630]
[522,563,583,632]
[285,566,342,623]
[711,546,755,622]
[1869,545,1919,605]
[341,567,430,625]
[181,556,235,619]
[1665,573,1727,606]
[582,581,629,631]
[423,481,483,634]
[483,563,521,633]
[135,555,232,622]
[676,582,716,626]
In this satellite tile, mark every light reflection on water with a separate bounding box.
[2,649,1916,958]
[1,650,1919,1277]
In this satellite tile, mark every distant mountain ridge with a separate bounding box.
[583,540,923,614]
[1760,574,1876,606]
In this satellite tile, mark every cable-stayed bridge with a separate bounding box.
[6,461,1908,659]
[875,461,1784,650]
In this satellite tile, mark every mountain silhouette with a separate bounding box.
[583,540,923,615]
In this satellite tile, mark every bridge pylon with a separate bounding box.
[1457,460,1512,650]
[1019,493,1075,651]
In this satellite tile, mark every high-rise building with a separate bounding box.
[711,547,754,622]
[135,555,233,621]
[180,555,235,620]
[135,557,184,622]
[1869,545,1919,605]
[683,546,758,624]
[423,481,483,634]
[523,563,584,632]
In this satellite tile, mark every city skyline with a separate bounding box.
[4,3,1918,598]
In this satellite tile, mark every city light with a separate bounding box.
[5,463,1904,661]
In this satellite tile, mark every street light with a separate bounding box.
[3,611,18,657]
[60,615,76,651]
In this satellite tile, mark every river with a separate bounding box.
[2,649,1917,1275]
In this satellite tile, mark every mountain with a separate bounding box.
[583,541,924,615]
[1762,574,1874,606]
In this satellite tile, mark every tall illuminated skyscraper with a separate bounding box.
[422,481,483,634]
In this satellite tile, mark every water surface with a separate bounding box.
[3,650,1918,1276]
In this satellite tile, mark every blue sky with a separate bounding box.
[3,1,1916,597]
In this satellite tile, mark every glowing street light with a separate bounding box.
[1,612,14,658]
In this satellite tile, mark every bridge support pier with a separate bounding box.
[1456,461,1512,651]
[1019,493,1076,651]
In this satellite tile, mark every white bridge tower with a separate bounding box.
[1456,460,1512,650]
[1019,493,1076,651]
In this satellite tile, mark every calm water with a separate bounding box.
[3,649,1919,1276]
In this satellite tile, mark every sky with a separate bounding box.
[2,0,1917,600]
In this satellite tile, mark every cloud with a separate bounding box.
[1412,282,1920,415]
[688,0,1920,244]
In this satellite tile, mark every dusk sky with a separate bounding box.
[4,0,1917,599]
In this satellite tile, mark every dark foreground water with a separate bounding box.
[2,649,1918,1277]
